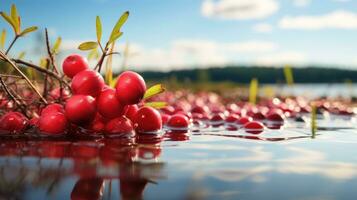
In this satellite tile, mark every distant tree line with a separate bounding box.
[139,66,357,84]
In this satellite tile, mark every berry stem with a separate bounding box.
[5,35,19,55]
[45,28,59,75]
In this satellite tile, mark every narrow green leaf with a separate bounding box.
[284,65,294,86]
[96,16,102,43]
[52,37,62,54]
[0,12,16,33]
[145,101,168,109]
[144,84,166,100]
[0,29,6,49]
[87,48,99,60]
[109,11,129,41]
[78,41,98,51]
[311,104,317,139]
[39,58,48,68]
[19,26,38,36]
[108,32,123,45]
[18,51,25,59]
[10,4,20,34]
[105,44,114,85]
[249,78,258,105]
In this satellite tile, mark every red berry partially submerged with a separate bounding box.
[225,113,239,123]
[38,112,67,135]
[124,104,139,121]
[115,71,146,105]
[97,88,124,119]
[134,106,162,133]
[105,116,134,137]
[62,54,89,78]
[244,121,264,134]
[0,112,28,133]
[210,113,225,127]
[236,117,252,127]
[65,95,97,125]
[266,113,284,129]
[71,70,105,97]
[167,114,190,128]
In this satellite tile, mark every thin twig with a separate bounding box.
[0,51,48,104]
[5,36,19,55]
[45,28,59,75]
[0,77,28,116]
[42,59,50,99]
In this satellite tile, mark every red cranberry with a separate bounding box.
[49,88,70,100]
[244,121,264,134]
[41,103,64,116]
[0,112,28,133]
[71,70,105,97]
[62,54,89,78]
[210,113,225,127]
[65,95,97,125]
[167,114,190,128]
[124,104,139,121]
[225,113,240,123]
[161,113,170,125]
[38,112,67,135]
[115,71,146,105]
[87,113,106,132]
[134,106,162,133]
[191,106,208,114]
[266,113,284,129]
[97,88,124,119]
[105,116,134,137]
[252,112,266,121]
[236,117,252,127]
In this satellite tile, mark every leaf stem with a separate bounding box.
[5,35,18,55]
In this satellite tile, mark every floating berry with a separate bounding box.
[41,103,64,116]
[225,113,240,123]
[71,70,105,97]
[105,116,134,137]
[115,71,146,105]
[191,106,208,114]
[236,117,252,127]
[0,112,28,133]
[210,113,225,127]
[252,112,266,121]
[244,121,264,134]
[134,106,162,133]
[266,113,284,129]
[167,114,190,128]
[124,104,139,121]
[38,112,67,135]
[65,95,97,125]
[97,88,124,119]
[62,54,89,78]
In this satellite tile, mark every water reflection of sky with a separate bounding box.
[1,124,357,199]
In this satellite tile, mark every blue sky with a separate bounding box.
[1,0,357,71]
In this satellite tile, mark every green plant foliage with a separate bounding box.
[78,41,98,51]
[19,26,38,36]
[109,11,129,43]
[145,101,167,109]
[52,37,61,54]
[0,29,6,49]
[249,78,258,105]
[96,16,102,43]
[144,84,166,100]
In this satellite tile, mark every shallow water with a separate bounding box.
[1,117,357,200]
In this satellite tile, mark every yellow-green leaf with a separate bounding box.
[109,11,129,41]
[0,12,16,33]
[284,65,294,86]
[105,44,114,85]
[144,84,166,100]
[19,26,38,36]
[96,16,102,43]
[52,37,62,54]
[249,78,258,105]
[311,104,317,139]
[108,32,123,45]
[145,101,168,109]
[10,4,20,34]
[39,58,48,68]
[87,48,99,60]
[0,29,6,49]
[78,41,98,51]
[18,51,25,59]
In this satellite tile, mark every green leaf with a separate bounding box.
[78,41,98,51]
[39,58,48,68]
[143,84,166,100]
[0,29,6,49]
[109,11,129,42]
[108,32,123,45]
[52,37,62,54]
[10,4,20,34]
[18,51,25,59]
[284,65,294,86]
[0,12,16,33]
[249,78,258,105]
[96,16,102,43]
[311,104,317,139]
[19,26,38,36]
[87,48,99,60]
[145,101,168,109]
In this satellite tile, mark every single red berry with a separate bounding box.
[191,106,208,114]
[0,112,28,133]
[161,113,170,125]
[225,113,240,123]
[88,113,106,132]
[105,116,134,137]
[236,117,252,126]
[38,112,67,135]
[210,113,225,127]
[41,103,64,116]
[134,106,162,133]
[115,71,146,105]
[266,113,284,121]
[49,88,70,100]
[65,95,97,125]
[266,113,284,129]
[71,70,105,97]
[167,114,190,128]
[244,121,264,134]
[62,54,89,78]
[124,104,139,121]
[252,112,266,121]
[97,88,124,119]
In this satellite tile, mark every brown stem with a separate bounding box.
[0,77,28,117]
[42,59,50,99]
[45,28,59,74]
[5,35,19,55]
[0,51,48,104]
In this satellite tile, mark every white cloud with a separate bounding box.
[279,10,357,30]
[252,23,273,33]
[201,0,279,20]
[255,51,307,66]
[293,0,311,7]
[332,0,350,2]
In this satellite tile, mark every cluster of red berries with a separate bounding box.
[0,54,163,138]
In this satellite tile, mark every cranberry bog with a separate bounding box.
[1,3,357,200]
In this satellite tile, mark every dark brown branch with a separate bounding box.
[5,36,19,55]
[45,28,59,74]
